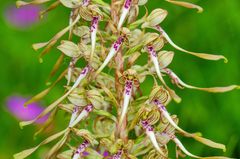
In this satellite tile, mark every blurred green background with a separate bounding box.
[0,0,239,158]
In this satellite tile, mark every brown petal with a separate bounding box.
[16,0,50,7]
[165,0,203,13]
[166,70,240,93]
[161,28,228,62]
[45,132,69,159]
[192,135,226,152]
[13,129,68,159]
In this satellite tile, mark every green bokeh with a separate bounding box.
[0,0,239,158]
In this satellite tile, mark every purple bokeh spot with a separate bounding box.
[6,96,48,123]
[4,4,41,28]
[103,150,109,157]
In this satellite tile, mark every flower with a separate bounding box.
[6,96,48,123]
[4,4,41,28]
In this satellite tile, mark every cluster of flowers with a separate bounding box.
[14,0,239,159]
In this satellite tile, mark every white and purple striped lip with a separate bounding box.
[75,140,90,154]
[73,106,79,113]
[124,0,132,9]
[81,65,90,75]
[113,36,125,51]
[153,99,165,110]
[112,150,123,159]
[82,0,90,6]
[90,16,99,32]
[147,45,157,57]
[84,104,94,112]
[124,80,133,95]
[141,120,154,132]
[155,25,164,34]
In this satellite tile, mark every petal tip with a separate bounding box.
[223,57,228,63]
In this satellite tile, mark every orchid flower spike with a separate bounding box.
[118,0,132,30]
[90,15,100,63]
[95,35,125,75]
[72,140,90,159]
[140,120,166,157]
[69,104,94,128]
[14,0,239,159]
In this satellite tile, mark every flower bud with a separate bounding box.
[158,50,174,69]
[59,0,82,8]
[138,0,148,6]
[87,89,107,109]
[57,40,81,58]
[142,9,168,28]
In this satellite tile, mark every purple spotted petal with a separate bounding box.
[4,4,41,28]
[6,96,48,123]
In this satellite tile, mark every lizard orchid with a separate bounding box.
[163,68,240,93]
[153,97,226,152]
[117,0,132,30]
[90,15,100,62]
[68,106,79,126]
[69,104,94,128]
[147,45,166,85]
[141,120,166,157]
[96,35,125,75]
[171,136,201,158]
[72,140,90,159]
[19,65,90,127]
[153,99,189,135]
[119,69,139,125]
[146,45,181,103]
[155,25,228,62]
[67,57,79,85]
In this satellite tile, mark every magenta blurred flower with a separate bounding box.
[6,96,48,123]
[4,4,41,28]
[103,151,110,157]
